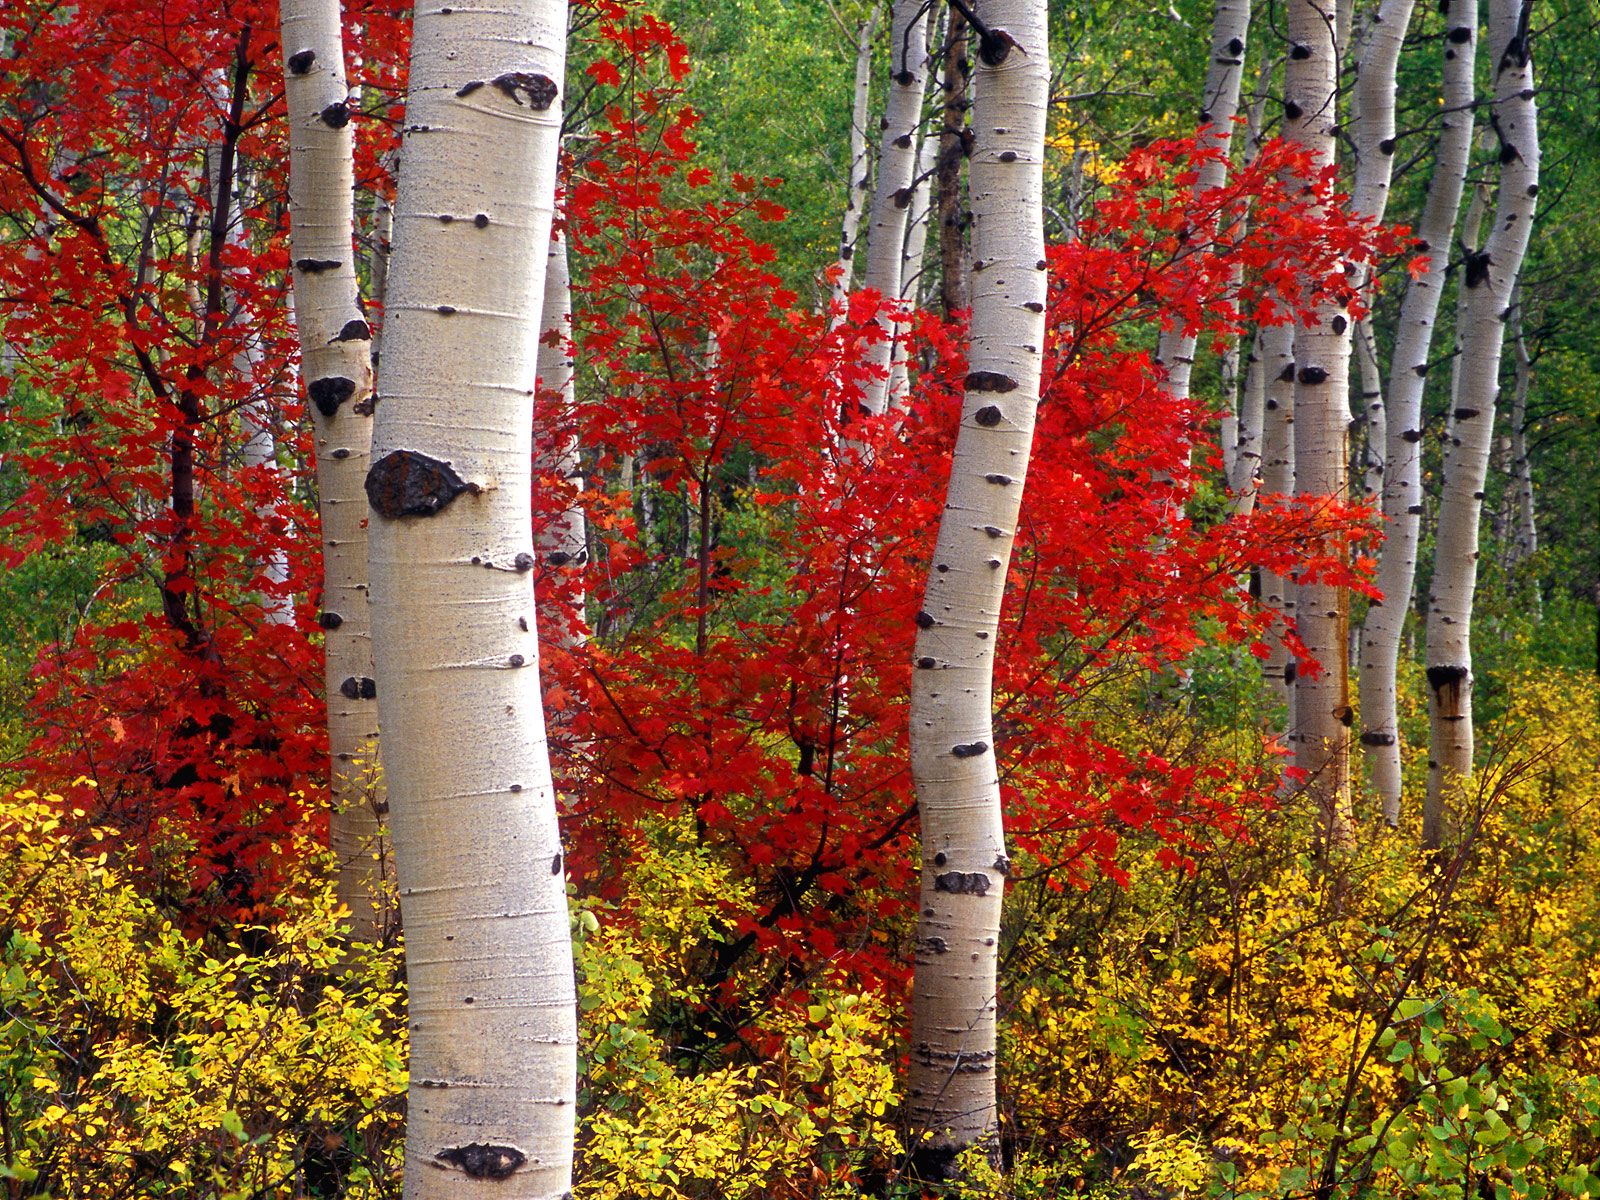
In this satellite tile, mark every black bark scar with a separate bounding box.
[365,450,475,519]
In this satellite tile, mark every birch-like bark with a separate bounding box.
[1228,53,1276,514]
[830,5,881,319]
[1354,316,1384,503]
[1154,0,1250,403]
[1507,298,1537,569]
[1357,0,1477,822]
[280,0,388,937]
[365,0,576,1192]
[888,35,944,404]
[1232,328,1265,510]
[535,216,587,648]
[1283,0,1356,842]
[1259,320,1297,716]
[1346,0,1413,504]
[1424,0,1538,848]
[858,0,930,415]
[907,0,1047,1176]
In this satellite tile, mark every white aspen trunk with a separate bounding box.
[1346,0,1412,508]
[1227,52,1276,516]
[370,149,397,372]
[1508,299,1537,569]
[1357,0,1477,823]
[280,0,390,937]
[1445,180,1492,447]
[1354,316,1384,504]
[1424,0,1538,848]
[1259,320,1297,718]
[1284,0,1357,843]
[907,0,1047,1177]
[857,0,930,416]
[887,32,944,406]
[1154,0,1250,404]
[830,5,881,319]
[535,218,587,648]
[1232,328,1265,510]
[364,2,575,1193]
[900,69,942,308]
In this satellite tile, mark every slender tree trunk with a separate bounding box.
[1233,328,1265,510]
[888,10,945,404]
[907,0,1047,1177]
[1259,320,1297,717]
[1154,0,1250,405]
[1228,52,1276,515]
[1283,0,1360,844]
[1424,0,1538,848]
[1507,295,1537,570]
[830,5,881,318]
[280,0,389,937]
[1345,0,1413,507]
[937,4,971,318]
[1354,316,1384,504]
[536,215,587,648]
[365,1,576,1193]
[1357,0,1477,823]
[858,0,930,416]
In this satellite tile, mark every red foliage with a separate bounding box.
[0,0,1396,964]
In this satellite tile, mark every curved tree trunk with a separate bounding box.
[1424,0,1538,848]
[858,0,930,416]
[1357,0,1477,824]
[279,0,388,938]
[366,1,576,1193]
[907,0,1047,1178]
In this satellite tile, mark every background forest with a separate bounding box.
[0,0,1597,1197]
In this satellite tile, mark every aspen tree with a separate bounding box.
[1154,0,1250,406]
[1507,296,1538,570]
[1259,320,1298,716]
[535,213,588,649]
[1345,0,1413,508]
[858,0,930,415]
[279,0,388,936]
[1227,54,1276,513]
[830,4,881,319]
[1424,0,1538,848]
[1283,0,1357,841]
[889,8,945,404]
[907,0,1047,1177]
[1357,0,1477,822]
[365,0,576,1192]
